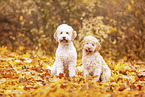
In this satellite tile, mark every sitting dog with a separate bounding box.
[81,35,111,82]
[51,24,77,77]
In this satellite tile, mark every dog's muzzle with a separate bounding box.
[60,37,68,43]
[85,48,92,52]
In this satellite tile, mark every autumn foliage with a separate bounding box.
[0,0,145,96]
[0,0,145,60]
[0,46,145,97]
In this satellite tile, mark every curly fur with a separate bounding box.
[51,24,77,77]
[81,35,111,82]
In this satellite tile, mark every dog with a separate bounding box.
[51,24,77,77]
[81,35,111,82]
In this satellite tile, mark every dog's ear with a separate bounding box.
[53,32,58,41]
[71,31,77,41]
[95,42,101,52]
[81,39,85,49]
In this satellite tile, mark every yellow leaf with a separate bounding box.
[105,17,109,20]
[114,63,123,71]
[5,90,12,95]
[82,0,89,3]
[20,16,23,21]
[9,60,17,66]
[21,21,24,25]
[25,73,31,79]
[23,53,30,58]
[18,46,25,51]
[45,57,52,62]
[42,63,48,69]
[35,82,43,87]
[18,85,24,90]
[0,46,7,54]
[0,78,6,84]
[19,73,25,79]
[40,60,43,65]
[128,4,132,11]
[123,56,127,61]
[124,63,129,66]
[131,0,134,5]
[24,59,32,63]
[23,19,27,22]
[110,27,117,33]
[14,41,19,45]
[112,73,122,81]
[29,21,33,24]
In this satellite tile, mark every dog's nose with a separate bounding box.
[62,37,66,40]
[88,48,91,50]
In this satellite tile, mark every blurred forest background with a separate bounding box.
[0,0,144,61]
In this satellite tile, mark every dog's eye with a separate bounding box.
[60,32,63,34]
[92,44,94,46]
[66,32,69,34]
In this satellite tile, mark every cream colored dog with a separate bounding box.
[51,24,77,77]
[81,35,111,82]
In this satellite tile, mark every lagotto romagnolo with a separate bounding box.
[51,24,77,77]
[81,35,111,82]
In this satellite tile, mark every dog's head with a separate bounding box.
[54,24,77,43]
[81,35,101,53]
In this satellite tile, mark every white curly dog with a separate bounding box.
[51,24,77,77]
[81,35,111,82]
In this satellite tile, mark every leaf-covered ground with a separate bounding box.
[0,46,145,97]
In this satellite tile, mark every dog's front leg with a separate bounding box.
[101,67,111,82]
[51,62,56,74]
[94,68,102,81]
[56,61,64,76]
[84,69,89,78]
[68,62,76,77]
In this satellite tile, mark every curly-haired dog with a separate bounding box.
[51,24,77,77]
[81,35,111,82]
